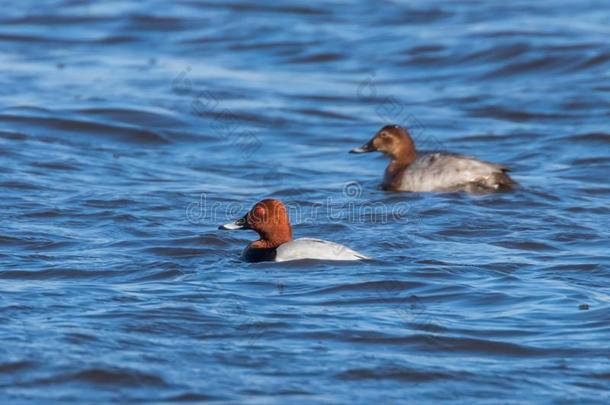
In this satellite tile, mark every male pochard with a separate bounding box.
[219,199,368,262]
[350,124,516,193]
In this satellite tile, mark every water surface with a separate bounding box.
[1,0,610,403]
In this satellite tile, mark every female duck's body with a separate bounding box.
[351,125,515,193]
[387,152,513,192]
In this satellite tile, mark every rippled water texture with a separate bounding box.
[1,0,609,403]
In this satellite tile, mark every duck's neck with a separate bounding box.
[251,228,293,249]
[393,136,417,166]
[384,144,416,190]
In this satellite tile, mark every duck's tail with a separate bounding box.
[466,170,516,193]
[489,170,517,191]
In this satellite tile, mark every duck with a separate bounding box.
[350,124,516,193]
[218,199,368,262]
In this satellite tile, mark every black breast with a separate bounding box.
[242,247,277,263]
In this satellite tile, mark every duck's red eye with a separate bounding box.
[253,206,266,219]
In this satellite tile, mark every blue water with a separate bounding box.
[1,0,609,403]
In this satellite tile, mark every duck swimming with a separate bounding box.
[219,199,368,262]
[350,124,516,193]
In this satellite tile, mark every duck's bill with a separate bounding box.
[349,141,375,153]
[218,216,248,230]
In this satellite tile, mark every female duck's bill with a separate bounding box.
[219,199,369,263]
[350,124,516,193]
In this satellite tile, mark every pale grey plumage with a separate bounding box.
[394,152,514,192]
[275,238,368,262]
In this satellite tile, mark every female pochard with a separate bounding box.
[351,125,515,193]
